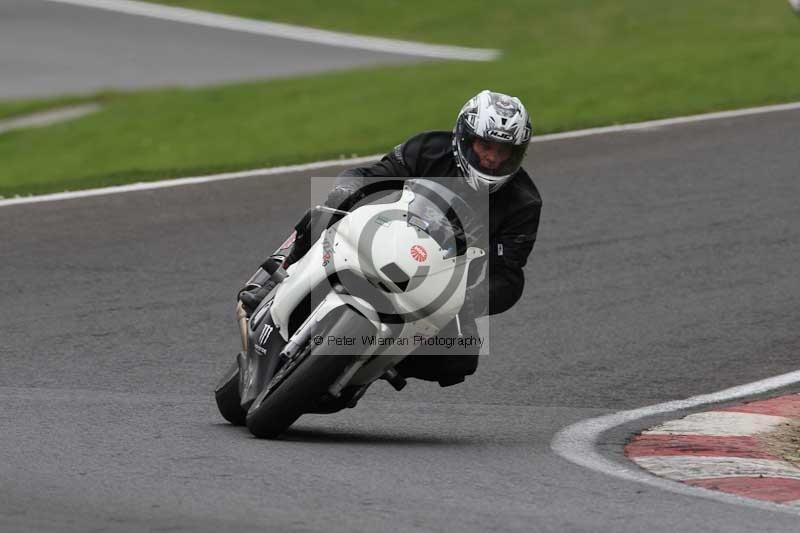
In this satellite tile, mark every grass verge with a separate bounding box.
[1,0,799,196]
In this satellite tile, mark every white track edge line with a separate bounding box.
[3,100,799,208]
[551,369,800,515]
[41,0,498,61]
[0,155,382,207]
[532,101,800,142]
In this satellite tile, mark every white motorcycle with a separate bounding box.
[214,179,486,438]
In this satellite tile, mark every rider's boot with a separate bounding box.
[394,315,481,388]
[238,211,316,316]
[239,279,279,315]
[238,254,288,315]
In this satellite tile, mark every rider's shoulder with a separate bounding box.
[502,168,542,208]
[396,131,453,163]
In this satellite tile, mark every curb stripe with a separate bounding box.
[621,395,800,506]
[685,477,800,504]
[41,0,499,61]
[552,371,800,516]
[718,394,800,418]
[625,434,774,460]
[643,411,791,437]
[631,456,800,482]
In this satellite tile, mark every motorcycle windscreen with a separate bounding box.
[405,179,487,259]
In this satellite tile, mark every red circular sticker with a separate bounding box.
[410,245,428,263]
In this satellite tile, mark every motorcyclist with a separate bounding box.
[238,89,542,387]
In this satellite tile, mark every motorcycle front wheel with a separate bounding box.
[245,306,375,439]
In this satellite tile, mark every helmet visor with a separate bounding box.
[458,132,527,177]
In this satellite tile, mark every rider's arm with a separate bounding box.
[340,139,415,179]
[487,200,541,315]
[325,138,419,209]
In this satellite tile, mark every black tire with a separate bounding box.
[214,359,246,426]
[245,307,375,439]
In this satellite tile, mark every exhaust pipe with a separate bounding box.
[236,301,249,352]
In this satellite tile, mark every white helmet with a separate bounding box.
[452,90,532,192]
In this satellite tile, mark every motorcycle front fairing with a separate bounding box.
[268,185,485,386]
[239,299,286,410]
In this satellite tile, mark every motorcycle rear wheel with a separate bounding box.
[245,306,374,439]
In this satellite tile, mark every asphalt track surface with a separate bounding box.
[0,0,420,99]
[2,107,799,531]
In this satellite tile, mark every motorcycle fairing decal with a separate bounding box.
[250,300,272,328]
[410,244,428,263]
[321,233,334,267]
[258,324,274,346]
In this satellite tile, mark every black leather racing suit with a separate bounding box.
[258,131,542,386]
[330,130,542,317]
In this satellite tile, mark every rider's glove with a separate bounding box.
[325,185,365,212]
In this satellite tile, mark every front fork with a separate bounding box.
[236,301,249,352]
